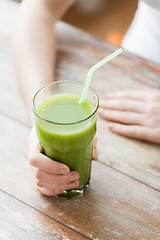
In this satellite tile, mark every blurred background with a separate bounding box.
[15,0,138,46]
[63,0,138,46]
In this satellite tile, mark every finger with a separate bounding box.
[35,169,79,185]
[99,99,146,113]
[106,90,149,101]
[36,180,79,194]
[36,187,59,196]
[98,109,144,125]
[92,137,98,161]
[30,153,70,175]
[108,123,155,142]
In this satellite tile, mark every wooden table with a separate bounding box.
[1,0,160,239]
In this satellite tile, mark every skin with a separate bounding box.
[13,0,159,196]
[12,0,97,197]
[98,88,160,144]
[13,0,76,120]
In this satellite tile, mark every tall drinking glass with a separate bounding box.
[32,81,99,198]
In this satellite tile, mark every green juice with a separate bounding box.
[35,94,97,198]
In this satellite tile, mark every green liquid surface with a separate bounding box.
[35,94,97,198]
[39,94,92,124]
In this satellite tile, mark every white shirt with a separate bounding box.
[122,0,160,64]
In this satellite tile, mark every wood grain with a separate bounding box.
[0,0,160,192]
[0,1,160,239]
[0,190,87,240]
[55,22,160,191]
[0,114,160,240]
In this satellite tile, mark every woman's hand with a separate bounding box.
[25,127,80,196]
[98,88,160,144]
[25,127,98,196]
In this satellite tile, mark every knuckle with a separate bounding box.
[151,117,160,127]
[152,129,158,137]
[45,191,55,197]
[29,154,38,166]
[119,99,125,108]
[147,103,160,116]
[146,103,153,114]
[124,91,131,98]
[54,185,64,194]
[157,129,160,135]
[151,104,159,114]
[152,91,160,101]
[120,114,127,122]
[126,113,131,121]
[148,129,160,143]
[154,129,160,142]
[120,125,128,133]
[117,124,123,131]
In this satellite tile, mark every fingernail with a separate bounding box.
[68,182,77,189]
[59,167,69,175]
[108,123,115,130]
[69,174,79,182]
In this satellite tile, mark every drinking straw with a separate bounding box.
[79,48,123,104]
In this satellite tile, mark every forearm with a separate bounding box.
[13,24,55,123]
[12,0,75,123]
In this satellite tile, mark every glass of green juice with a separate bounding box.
[32,81,99,199]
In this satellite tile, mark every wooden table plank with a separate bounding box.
[1,0,160,124]
[54,25,160,191]
[55,21,160,90]
[0,114,160,239]
[0,190,87,240]
[1,1,160,238]
[0,0,160,193]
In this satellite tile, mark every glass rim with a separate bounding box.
[32,80,99,125]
